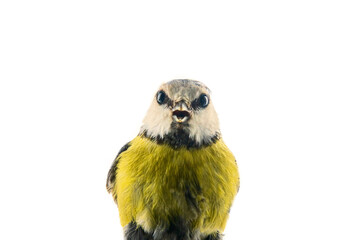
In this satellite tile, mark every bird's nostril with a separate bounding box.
[172,110,190,119]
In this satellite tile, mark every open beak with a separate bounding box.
[172,101,191,123]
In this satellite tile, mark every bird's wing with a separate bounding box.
[106,142,131,201]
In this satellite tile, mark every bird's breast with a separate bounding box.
[115,136,239,233]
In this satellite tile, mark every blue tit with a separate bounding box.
[107,79,239,240]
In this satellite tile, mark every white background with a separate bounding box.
[0,1,359,239]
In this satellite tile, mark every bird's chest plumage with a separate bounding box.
[115,136,239,234]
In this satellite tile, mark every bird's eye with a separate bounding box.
[156,90,166,105]
[199,94,209,108]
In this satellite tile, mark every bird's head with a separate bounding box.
[140,79,220,148]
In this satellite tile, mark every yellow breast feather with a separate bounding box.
[114,136,239,235]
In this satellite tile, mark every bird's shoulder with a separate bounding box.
[106,141,131,195]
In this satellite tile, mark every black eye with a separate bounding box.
[156,90,166,105]
[199,94,209,108]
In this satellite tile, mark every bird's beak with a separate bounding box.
[172,101,191,123]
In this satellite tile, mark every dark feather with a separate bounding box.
[125,222,153,240]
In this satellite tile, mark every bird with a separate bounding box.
[106,79,239,240]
